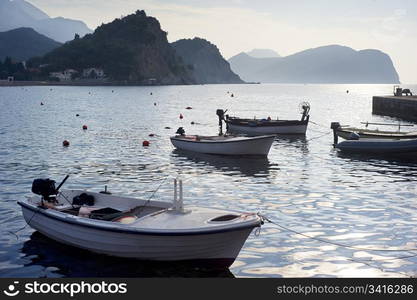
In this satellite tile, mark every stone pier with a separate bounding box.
[372,96,417,121]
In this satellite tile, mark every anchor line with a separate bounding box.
[259,214,417,253]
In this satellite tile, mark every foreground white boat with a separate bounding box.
[170,134,275,156]
[18,179,262,267]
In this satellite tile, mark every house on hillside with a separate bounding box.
[82,67,105,79]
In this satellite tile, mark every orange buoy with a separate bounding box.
[63,140,70,147]
[179,114,183,119]
[148,133,155,137]
[142,140,150,147]
[82,125,88,130]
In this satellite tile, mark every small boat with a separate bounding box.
[331,123,417,154]
[216,102,310,135]
[332,122,417,140]
[170,128,275,156]
[18,177,262,268]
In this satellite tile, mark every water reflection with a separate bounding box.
[21,232,234,278]
[170,149,277,178]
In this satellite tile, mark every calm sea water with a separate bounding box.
[1,83,417,278]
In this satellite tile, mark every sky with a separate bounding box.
[28,0,417,83]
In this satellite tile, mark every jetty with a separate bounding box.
[372,86,417,121]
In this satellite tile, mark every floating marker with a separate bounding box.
[142,140,150,147]
[76,114,80,117]
[165,126,171,129]
[82,125,88,130]
[154,102,157,106]
[149,133,155,137]
[191,121,195,125]
[63,140,70,147]
[179,114,183,119]
[40,102,44,106]
[231,93,234,97]
[186,107,192,110]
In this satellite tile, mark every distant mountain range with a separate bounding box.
[0,0,92,42]
[172,38,243,84]
[229,45,400,83]
[246,49,280,58]
[0,27,61,61]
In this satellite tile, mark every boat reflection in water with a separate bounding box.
[171,149,277,178]
[21,232,235,278]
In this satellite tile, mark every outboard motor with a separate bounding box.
[330,122,341,146]
[176,127,185,136]
[216,109,227,135]
[32,179,57,201]
[31,175,69,203]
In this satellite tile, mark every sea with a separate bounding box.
[1,83,417,278]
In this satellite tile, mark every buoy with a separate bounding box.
[112,90,114,93]
[186,107,192,110]
[154,102,157,106]
[191,121,195,125]
[179,114,183,119]
[346,90,349,93]
[267,116,271,121]
[165,126,171,129]
[76,114,80,117]
[142,140,150,147]
[40,102,44,106]
[63,140,70,147]
[150,92,153,95]
[231,93,234,97]
[82,125,88,130]
[148,133,155,137]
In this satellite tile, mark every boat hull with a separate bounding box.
[170,135,275,156]
[336,138,417,154]
[227,122,308,135]
[20,204,256,267]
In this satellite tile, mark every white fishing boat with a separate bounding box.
[332,122,417,140]
[170,129,275,156]
[18,177,262,267]
[216,102,310,135]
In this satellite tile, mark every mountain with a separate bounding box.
[246,48,280,58]
[171,38,243,84]
[0,0,92,42]
[229,45,400,83]
[33,10,194,84]
[0,27,61,61]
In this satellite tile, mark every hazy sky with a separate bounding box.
[29,0,417,83]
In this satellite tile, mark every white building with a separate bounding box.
[82,67,105,79]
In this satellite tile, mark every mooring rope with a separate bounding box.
[259,214,417,253]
